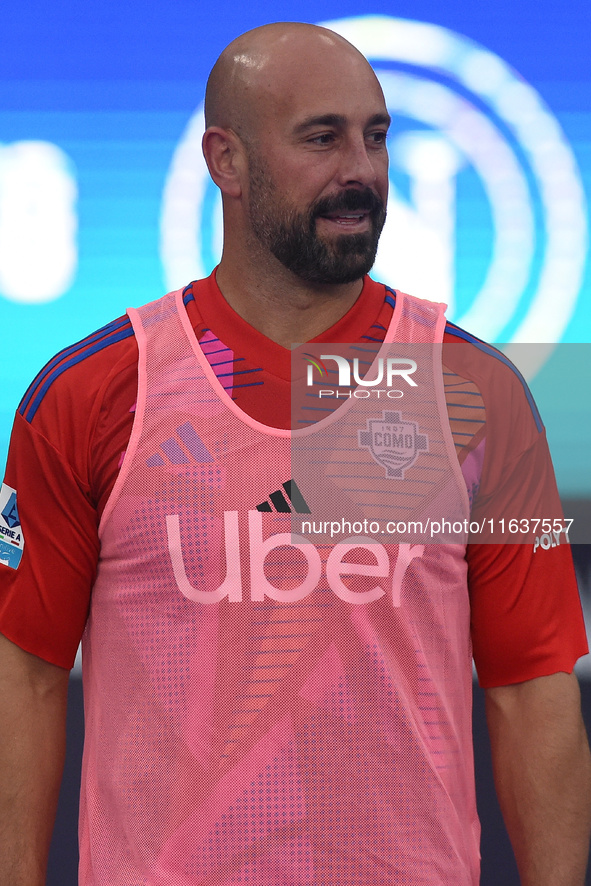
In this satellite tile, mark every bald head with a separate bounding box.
[204,22,381,141]
[202,22,390,293]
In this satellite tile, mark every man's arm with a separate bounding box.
[485,671,591,886]
[0,631,69,886]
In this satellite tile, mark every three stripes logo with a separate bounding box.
[146,421,214,467]
[256,479,311,514]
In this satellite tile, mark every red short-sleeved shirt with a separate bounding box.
[0,272,587,683]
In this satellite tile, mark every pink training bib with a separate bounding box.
[80,287,479,885]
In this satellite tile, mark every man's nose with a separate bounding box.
[336,136,379,188]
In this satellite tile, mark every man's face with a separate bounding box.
[240,44,390,286]
[246,149,387,285]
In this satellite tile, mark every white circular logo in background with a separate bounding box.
[160,14,588,347]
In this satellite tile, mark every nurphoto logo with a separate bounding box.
[304,353,418,400]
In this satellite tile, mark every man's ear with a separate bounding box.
[202,127,245,198]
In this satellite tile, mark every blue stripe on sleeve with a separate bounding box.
[19,321,134,423]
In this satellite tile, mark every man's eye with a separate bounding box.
[310,133,335,145]
[367,131,388,145]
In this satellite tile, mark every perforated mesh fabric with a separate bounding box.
[80,289,480,885]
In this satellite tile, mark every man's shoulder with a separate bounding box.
[375,283,541,423]
[442,318,544,433]
[17,314,138,430]
[17,278,211,435]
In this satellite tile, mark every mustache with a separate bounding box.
[312,188,385,218]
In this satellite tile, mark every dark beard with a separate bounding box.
[247,161,386,285]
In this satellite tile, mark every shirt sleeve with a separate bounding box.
[0,411,99,668]
[468,539,587,688]
[0,317,137,669]
[466,364,588,687]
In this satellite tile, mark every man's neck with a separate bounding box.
[215,253,364,349]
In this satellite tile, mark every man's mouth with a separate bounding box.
[319,210,371,227]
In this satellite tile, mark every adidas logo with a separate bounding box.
[256,479,311,514]
[146,421,214,467]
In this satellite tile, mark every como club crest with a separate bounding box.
[358,410,428,479]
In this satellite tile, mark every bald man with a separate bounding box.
[0,22,590,886]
